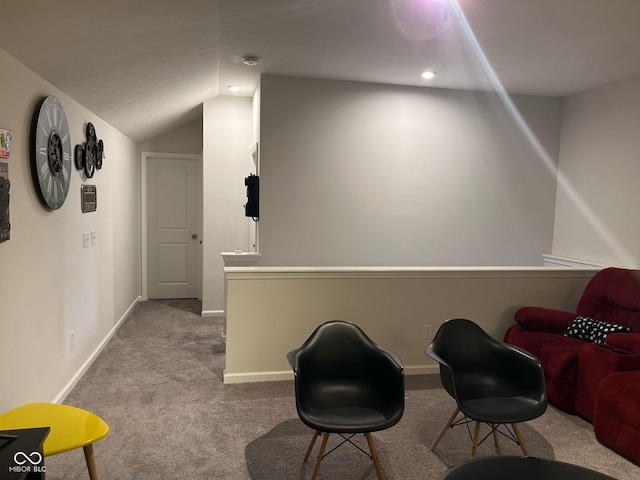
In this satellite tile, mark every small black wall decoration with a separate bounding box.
[0,162,10,241]
[81,184,97,213]
[75,122,104,178]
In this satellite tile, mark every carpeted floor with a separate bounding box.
[45,299,639,479]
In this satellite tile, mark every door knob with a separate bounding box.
[191,234,197,239]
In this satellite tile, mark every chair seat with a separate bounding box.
[460,396,544,424]
[303,406,390,433]
[0,402,109,456]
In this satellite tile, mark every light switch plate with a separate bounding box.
[83,232,90,248]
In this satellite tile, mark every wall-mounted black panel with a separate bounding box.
[244,174,259,220]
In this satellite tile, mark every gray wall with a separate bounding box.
[258,75,563,266]
[553,75,640,268]
[139,117,203,154]
[0,47,141,410]
[202,96,254,313]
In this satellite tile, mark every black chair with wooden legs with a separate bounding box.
[288,320,404,480]
[425,318,547,458]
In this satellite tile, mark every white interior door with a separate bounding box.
[147,156,199,298]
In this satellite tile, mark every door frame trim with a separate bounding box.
[141,151,203,301]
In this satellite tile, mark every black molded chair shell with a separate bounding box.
[425,318,547,424]
[287,320,404,434]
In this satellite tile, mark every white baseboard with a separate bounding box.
[53,295,142,404]
[222,364,438,384]
[201,309,225,318]
[223,370,293,384]
[404,364,439,376]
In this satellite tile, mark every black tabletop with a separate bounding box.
[440,456,618,480]
[0,428,50,480]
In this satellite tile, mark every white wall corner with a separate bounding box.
[52,295,142,404]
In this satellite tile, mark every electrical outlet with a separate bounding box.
[70,331,75,351]
[423,324,433,339]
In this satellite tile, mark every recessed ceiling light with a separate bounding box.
[422,70,437,80]
[242,55,259,67]
[227,85,240,92]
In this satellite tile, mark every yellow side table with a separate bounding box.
[0,402,109,480]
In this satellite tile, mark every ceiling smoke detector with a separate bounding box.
[242,55,259,67]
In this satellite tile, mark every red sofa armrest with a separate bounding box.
[605,333,640,356]
[515,306,576,334]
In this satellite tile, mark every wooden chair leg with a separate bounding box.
[365,432,384,480]
[511,423,530,456]
[311,432,330,480]
[470,421,481,458]
[83,444,98,480]
[492,424,499,448]
[304,431,320,462]
[429,406,460,451]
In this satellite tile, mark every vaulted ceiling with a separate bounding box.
[2,0,639,142]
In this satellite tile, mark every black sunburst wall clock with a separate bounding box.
[31,96,72,210]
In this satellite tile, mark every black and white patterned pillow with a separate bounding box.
[591,319,632,344]
[563,316,631,344]
[563,316,596,342]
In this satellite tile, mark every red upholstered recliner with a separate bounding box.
[575,338,640,421]
[593,335,640,466]
[504,267,640,415]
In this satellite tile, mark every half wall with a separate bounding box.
[224,266,598,383]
